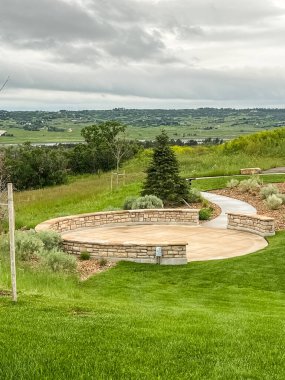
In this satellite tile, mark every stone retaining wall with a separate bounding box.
[227,212,275,237]
[240,168,262,175]
[63,240,188,265]
[35,209,199,265]
[35,209,200,233]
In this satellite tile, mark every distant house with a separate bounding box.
[0,130,7,136]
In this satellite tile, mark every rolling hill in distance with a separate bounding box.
[0,108,285,144]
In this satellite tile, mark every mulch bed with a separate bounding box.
[211,183,285,231]
[177,201,221,220]
[77,259,116,281]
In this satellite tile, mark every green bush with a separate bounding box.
[36,230,62,250]
[0,232,8,249]
[98,258,108,267]
[123,196,138,210]
[132,195,163,209]
[79,251,91,261]
[201,198,209,208]
[260,184,279,199]
[265,194,282,210]
[15,231,44,261]
[43,249,77,272]
[239,178,260,194]
[276,193,285,204]
[188,188,202,203]
[226,179,239,188]
[199,208,212,220]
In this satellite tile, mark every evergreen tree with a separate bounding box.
[141,131,189,205]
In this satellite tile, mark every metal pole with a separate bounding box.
[7,183,17,302]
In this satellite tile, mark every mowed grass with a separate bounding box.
[0,232,284,379]
[14,149,285,229]
[11,137,285,228]
[1,135,285,379]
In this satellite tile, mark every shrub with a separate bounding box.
[36,230,62,250]
[132,195,163,209]
[201,198,209,208]
[0,233,9,252]
[123,196,138,210]
[98,258,107,267]
[276,193,285,204]
[43,249,77,272]
[251,175,263,185]
[265,194,282,210]
[226,179,239,188]
[79,251,91,261]
[199,208,212,220]
[239,178,260,194]
[260,184,279,199]
[15,231,44,260]
[188,188,202,203]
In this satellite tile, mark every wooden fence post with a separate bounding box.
[7,183,17,302]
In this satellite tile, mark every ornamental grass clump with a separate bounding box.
[188,188,202,203]
[226,179,239,189]
[265,194,283,210]
[79,251,91,261]
[239,178,261,195]
[123,196,138,210]
[36,230,62,250]
[276,193,285,204]
[260,184,279,199]
[9,230,77,274]
[132,195,163,209]
[199,208,213,220]
[15,231,44,261]
[42,249,77,272]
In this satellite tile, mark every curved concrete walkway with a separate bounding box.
[201,191,256,229]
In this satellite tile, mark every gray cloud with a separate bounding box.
[1,0,285,109]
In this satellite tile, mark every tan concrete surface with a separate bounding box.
[61,224,268,262]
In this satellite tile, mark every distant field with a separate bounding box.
[1,108,285,144]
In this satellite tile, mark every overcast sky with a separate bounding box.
[1,0,285,110]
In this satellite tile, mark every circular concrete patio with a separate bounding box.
[61,224,268,262]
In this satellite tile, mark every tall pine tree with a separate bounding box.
[141,131,189,205]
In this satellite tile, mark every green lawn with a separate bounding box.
[1,144,285,378]
[0,232,284,379]
[13,169,285,229]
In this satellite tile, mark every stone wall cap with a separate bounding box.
[240,167,261,170]
[226,212,275,221]
[35,208,200,232]
[63,238,188,247]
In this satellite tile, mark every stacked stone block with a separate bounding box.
[35,209,200,233]
[227,212,275,237]
[35,209,199,265]
[62,241,188,265]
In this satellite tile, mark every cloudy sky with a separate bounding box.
[1,0,285,110]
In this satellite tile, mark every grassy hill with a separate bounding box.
[0,128,285,379]
[0,231,284,379]
[1,108,285,144]
[12,128,285,228]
